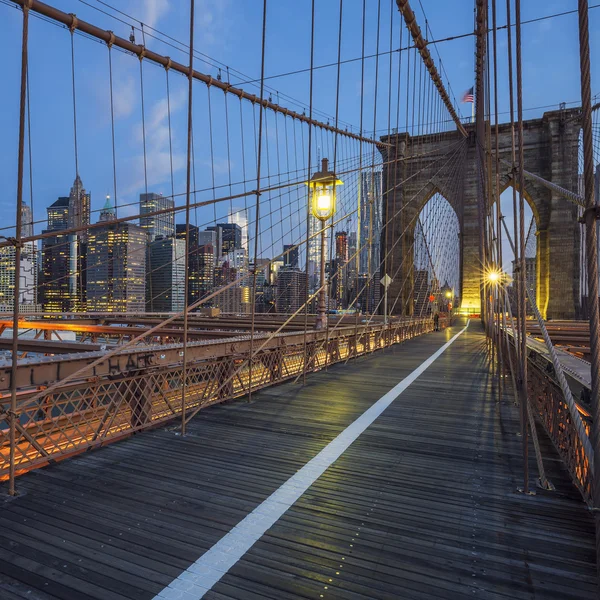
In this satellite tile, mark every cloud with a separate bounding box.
[121,89,187,199]
[195,0,232,48]
[135,0,170,29]
[113,76,137,119]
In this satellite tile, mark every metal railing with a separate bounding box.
[502,335,593,504]
[0,316,448,479]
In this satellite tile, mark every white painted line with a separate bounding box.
[154,322,469,600]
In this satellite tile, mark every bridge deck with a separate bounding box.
[1,320,596,600]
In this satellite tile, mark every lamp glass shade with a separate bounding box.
[311,183,337,221]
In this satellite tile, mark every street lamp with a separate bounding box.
[307,158,342,329]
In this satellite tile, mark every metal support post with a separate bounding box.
[316,220,327,330]
[8,2,30,497]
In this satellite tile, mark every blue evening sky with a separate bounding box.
[0,0,598,266]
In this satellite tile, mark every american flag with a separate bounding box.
[461,86,474,103]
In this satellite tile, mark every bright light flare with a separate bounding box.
[486,269,502,284]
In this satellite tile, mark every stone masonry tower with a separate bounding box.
[381,107,582,320]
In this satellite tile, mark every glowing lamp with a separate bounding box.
[445,291,452,298]
[486,269,501,284]
[307,158,342,222]
[428,294,435,302]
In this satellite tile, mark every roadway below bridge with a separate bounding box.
[0,319,595,599]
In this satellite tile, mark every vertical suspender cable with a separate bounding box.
[492,0,504,399]
[300,0,316,385]
[139,54,151,312]
[180,0,195,436]
[9,1,29,497]
[248,0,268,403]
[515,0,530,495]
[165,66,175,202]
[505,0,528,491]
[325,0,344,371]
[108,43,118,215]
[576,0,600,579]
[475,0,487,325]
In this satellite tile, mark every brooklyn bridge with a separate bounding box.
[1,0,600,598]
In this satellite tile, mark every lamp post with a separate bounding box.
[308,158,342,330]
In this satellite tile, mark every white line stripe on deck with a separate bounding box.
[155,322,470,600]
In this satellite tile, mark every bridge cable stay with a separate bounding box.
[500,215,588,493]
[576,0,600,575]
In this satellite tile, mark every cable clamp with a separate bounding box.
[165,57,172,71]
[69,14,78,33]
[139,47,147,61]
[22,0,32,11]
[6,237,24,249]
[578,206,600,224]
[107,31,115,49]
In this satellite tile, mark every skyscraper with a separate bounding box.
[21,203,33,238]
[87,219,147,312]
[40,197,72,312]
[140,193,174,240]
[148,236,185,312]
[99,195,116,222]
[207,223,242,260]
[358,169,383,276]
[228,207,248,254]
[308,214,320,292]
[68,175,91,241]
[47,197,69,230]
[0,202,41,312]
[276,269,307,314]
[0,243,40,313]
[283,244,299,269]
[176,225,216,305]
[333,231,349,308]
[214,260,250,314]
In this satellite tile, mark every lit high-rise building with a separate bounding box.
[0,242,40,314]
[47,197,69,230]
[140,193,174,241]
[40,196,85,312]
[87,217,146,313]
[148,236,185,312]
[0,202,40,312]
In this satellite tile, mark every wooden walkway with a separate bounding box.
[0,320,596,599]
